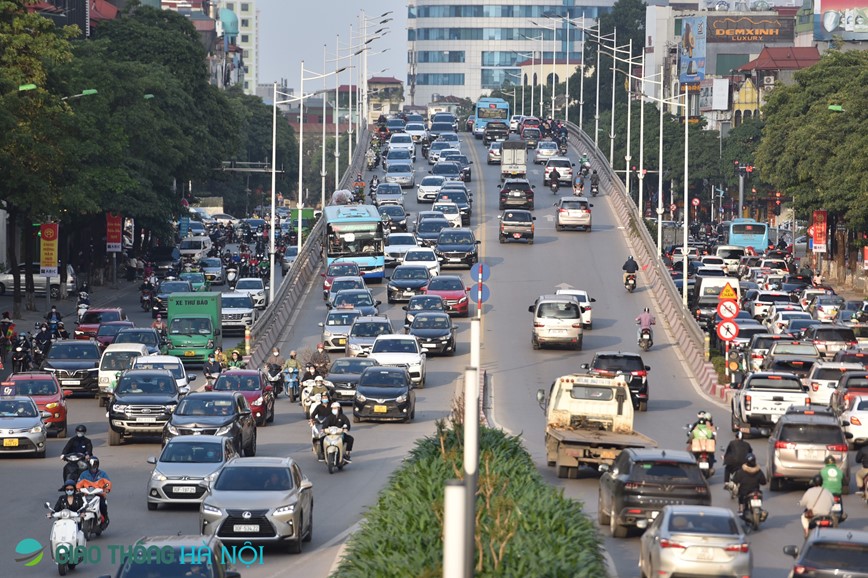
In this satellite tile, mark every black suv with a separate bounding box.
[582,351,650,411]
[434,228,480,268]
[108,369,187,445]
[148,246,181,278]
[599,448,711,538]
[784,528,868,577]
[498,179,535,210]
[441,152,473,182]
[162,391,256,456]
[482,121,509,145]
[41,340,101,394]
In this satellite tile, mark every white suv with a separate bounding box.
[368,335,427,387]
[544,157,574,185]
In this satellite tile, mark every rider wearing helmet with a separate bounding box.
[723,431,753,488]
[688,411,717,469]
[590,169,600,187]
[731,453,767,512]
[61,425,93,459]
[321,401,354,462]
[820,455,844,496]
[76,457,112,528]
[799,475,835,537]
[622,255,640,285]
[635,307,656,342]
[310,342,331,374]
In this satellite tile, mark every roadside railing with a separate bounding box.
[248,128,371,366]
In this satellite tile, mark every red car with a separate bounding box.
[207,369,275,426]
[423,275,470,317]
[75,308,128,340]
[322,261,361,300]
[3,372,70,437]
[95,321,135,350]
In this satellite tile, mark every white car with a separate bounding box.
[368,334,427,387]
[384,233,419,267]
[417,175,446,202]
[509,114,524,132]
[805,361,865,405]
[766,310,813,334]
[555,288,596,329]
[841,395,868,446]
[436,133,461,151]
[431,201,462,228]
[402,248,440,276]
[405,122,427,143]
[211,213,239,226]
[533,141,559,164]
[234,277,267,310]
[699,256,726,270]
[387,133,415,155]
[131,355,196,391]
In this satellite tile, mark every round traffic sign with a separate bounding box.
[692,198,700,207]
[470,262,490,283]
[717,299,740,320]
[669,203,677,212]
[469,283,490,304]
[716,320,740,342]
[807,225,815,238]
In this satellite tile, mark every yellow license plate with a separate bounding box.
[3,438,18,447]
[184,351,196,357]
[373,405,388,413]
[336,339,346,345]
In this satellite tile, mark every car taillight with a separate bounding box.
[826,444,848,452]
[848,341,859,347]
[624,482,641,490]
[751,353,763,359]
[659,539,686,549]
[533,323,544,328]
[584,306,592,311]
[811,382,820,391]
[631,370,647,377]
[558,208,568,213]
[775,441,796,450]
[851,416,862,426]
[571,323,582,329]
[745,395,751,411]
[725,543,750,553]
[694,485,709,494]
[794,565,816,575]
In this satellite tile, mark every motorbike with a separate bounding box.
[77,292,91,321]
[44,502,87,576]
[638,326,653,352]
[831,493,847,526]
[685,429,715,479]
[61,454,89,484]
[225,265,239,290]
[624,274,637,293]
[558,142,568,156]
[741,490,767,532]
[550,179,560,194]
[590,183,599,197]
[265,364,284,396]
[12,343,31,373]
[77,486,107,539]
[283,368,300,402]
[366,155,376,170]
[323,426,348,474]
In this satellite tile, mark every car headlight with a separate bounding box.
[202,503,221,515]
[323,330,332,338]
[165,404,177,413]
[214,424,233,436]
[44,402,59,409]
[30,425,44,433]
[151,470,167,482]
[349,343,361,351]
[113,405,129,413]
[274,504,296,516]
[166,424,180,435]
[252,396,263,406]
[206,340,215,349]
[395,394,407,404]
[458,297,468,304]
[356,394,367,403]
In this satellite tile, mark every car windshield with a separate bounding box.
[413,315,450,329]
[116,375,177,395]
[114,331,158,348]
[560,200,588,210]
[235,280,263,290]
[539,142,557,150]
[97,324,128,337]
[331,279,364,292]
[773,343,820,356]
[405,251,436,262]
[421,176,445,187]
[214,466,292,491]
[748,376,804,390]
[214,374,260,392]
[351,322,391,337]
[814,367,857,380]
[391,134,411,144]
[132,362,184,379]
[418,221,449,234]
[380,206,404,218]
[47,343,99,360]
[8,379,57,396]
[100,351,139,371]
[440,192,469,203]
[223,296,254,309]
[428,277,464,291]
[200,259,221,268]
[80,311,121,325]
[387,150,411,159]
[372,339,418,354]
[330,359,378,374]
[779,424,844,444]
[717,249,745,259]
[176,397,235,417]
[434,204,459,215]
[180,273,205,283]
[359,370,407,387]
[432,164,460,175]
[327,312,360,326]
[800,542,868,569]
[160,441,223,464]
[335,292,373,307]
[387,164,412,174]
[667,513,738,535]
[393,268,428,280]
[0,400,37,417]
[632,461,703,482]
[537,302,580,319]
[814,329,856,341]
[388,235,416,246]
[438,232,474,244]
[169,318,212,335]
[503,211,532,222]
[523,129,540,137]
[406,124,425,131]
[327,263,360,277]
[158,282,190,294]
[408,296,443,310]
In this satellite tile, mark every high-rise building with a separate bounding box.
[217,0,259,94]
[407,1,616,106]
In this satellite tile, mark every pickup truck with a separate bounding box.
[537,374,656,479]
[730,371,811,434]
[498,209,535,244]
[500,141,527,181]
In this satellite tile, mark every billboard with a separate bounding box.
[106,212,123,253]
[815,0,868,41]
[707,15,795,43]
[812,210,828,253]
[699,78,730,111]
[679,16,707,84]
[40,224,59,276]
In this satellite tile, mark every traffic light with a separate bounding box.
[745,165,754,173]
[774,200,781,216]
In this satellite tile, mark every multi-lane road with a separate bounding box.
[2,130,865,578]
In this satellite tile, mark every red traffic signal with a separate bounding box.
[745,165,754,173]
[775,191,782,198]
[775,200,781,205]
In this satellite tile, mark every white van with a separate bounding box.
[529,294,584,350]
[715,245,745,274]
[132,355,197,390]
[98,343,151,405]
[178,236,213,261]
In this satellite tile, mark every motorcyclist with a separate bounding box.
[309,343,331,374]
[308,375,333,401]
[76,457,111,528]
[321,401,354,463]
[203,354,222,387]
[44,305,63,325]
[33,323,52,351]
[300,362,319,383]
[687,411,717,469]
[227,350,246,369]
[265,347,285,369]
[799,475,834,537]
[549,167,561,187]
[308,394,330,461]
[855,445,868,495]
[635,307,655,342]
[574,172,585,194]
[53,480,86,514]
[723,431,753,488]
[820,455,845,496]
[151,314,166,336]
[590,170,600,189]
[731,453,767,512]
[60,425,93,481]
[213,347,227,368]
[622,255,640,285]
[579,152,590,166]
[283,350,302,373]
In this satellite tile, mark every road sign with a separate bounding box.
[716,320,740,342]
[669,203,677,212]
[469,283,490,304]
[717,299,740,320]
[470,262,490,283]
[807,225,815,238]
[718,283,738,301]
[691,198,700,207]
[179,217,190,239]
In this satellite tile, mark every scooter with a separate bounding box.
[590,183,599,197]
[77,293,90,321]
[808,514,838,531]
[624,274,637,293]
[638,326,653,352]
[44,502,86,576]
[283,368,300,402]
[225,265,239,291]
[831,493,847,526]
[77,486,106,540]
[264,364,284,396]
[323,426,348,474]
[61,454,89,484]
[741,490,767,532]
[550,180,559,194]
[686,431,715,479]
[12,344,31,373]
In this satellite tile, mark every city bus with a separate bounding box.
[727,218,770,252]
[322,205,385,280]
[473,97,510,138]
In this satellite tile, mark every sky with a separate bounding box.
[256,0,407,91]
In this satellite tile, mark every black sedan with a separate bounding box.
[434,228,480,268]
[353,366,415,423]
[326,357,380,404]
[387,265,431,303]
[162,391,256,455]
[405,311,456,355]
[403,295,447,326]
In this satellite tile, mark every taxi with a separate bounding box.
[2,373,69,437]
[0,394,48,457]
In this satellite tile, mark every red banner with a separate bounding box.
[106,212,123,253]
[40,223,59,275]
[812,210,828,253]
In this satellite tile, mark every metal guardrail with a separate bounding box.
[248,128,371,366]
[565,122,722,398]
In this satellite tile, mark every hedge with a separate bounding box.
[331,420,607,577]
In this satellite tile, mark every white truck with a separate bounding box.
[500,141,527,181]
[537,374,656,479]
[730,371,811,435]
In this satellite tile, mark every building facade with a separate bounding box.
[217,0,259,94]
[406,0,617,106]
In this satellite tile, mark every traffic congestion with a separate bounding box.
[2,102,867,578]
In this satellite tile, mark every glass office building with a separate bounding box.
[407,1,616,105]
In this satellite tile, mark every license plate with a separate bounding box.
[449,258,462,262]
[173,486,197,494]
[513,233,521,238]
[550,329,566,334]
[184,351,196,357]
[699,461,710,469]
[137,417,157,423]
[693,547,714,561]
[651,511,659,519]
[233,524,259,533]
[374,405,388,413]
[336,338,346,345]
[832,503,842,512]
[61,380,80,386]
[404,291,415,296]
[803,449,824,460]
[3,438,18,447]
[510,191,521,197]
[750,499,762,508]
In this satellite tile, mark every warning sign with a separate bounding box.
[718,283,737,301]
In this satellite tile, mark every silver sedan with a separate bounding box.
[146,435,237,509]
[384,163,416,189]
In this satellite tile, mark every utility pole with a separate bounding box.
[734,161,753,217]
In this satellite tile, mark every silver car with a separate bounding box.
[319,308,363,352]
[554,196,593,231]
[146,435,238,509]
[220,292,256,333]
[384,162,415,189]
[533,140,559,164]
[0,396,48,457]
[345,316,394,358]
[200,456,314,553]
[234,278,267,309]
[416,175,446,202]
[199,258,225,285]
[639,506,752,578]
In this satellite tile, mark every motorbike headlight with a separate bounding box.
[395,394,407,404]
[202,503,221,515]
[30,425,44,433]
[274,504,296,516]
[214,424,233,436]
[151,470,167,482]
[356,394,366,403]
[252,396,263,406]
[99,377,108,384]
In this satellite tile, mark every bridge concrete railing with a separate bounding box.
[565,123,724,400]
[247,128,371,367]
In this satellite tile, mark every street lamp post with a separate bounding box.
[531,20,558,119]
[520,33,544,117]
[512,51,533,115]
[359,10,393,129]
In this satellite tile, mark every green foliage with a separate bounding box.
[720,118,763,189]
[333,422,606,578]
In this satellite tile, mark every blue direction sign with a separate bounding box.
[179,217,190,238]
[469,283,490,304]
[470,262,490,283]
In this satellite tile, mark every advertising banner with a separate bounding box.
[679,16,707,84]
[699,78,730,111]
[40,223,59,276]
[812,209,828,253]
[707,15,795,42]
[106,212,123,253]
[815,0,868,41]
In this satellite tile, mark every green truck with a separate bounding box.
[166,292,222,364]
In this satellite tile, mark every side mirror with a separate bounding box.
[536,389,546,412]
[40,411,52,420]
[44,501,51,510]
[402,306,408,311]
[528,305,534,313]
[299,479,313,491]
[318,322,324,327]
[571,163,576,166]
[375,300,382,306]
[63,389,73,397]
[782,545,799,558]
[531,185,536,189]
[179,386,190,395]
[198,480,211,490]
[645,365,651,371]
[147,456,157,465]
[589,204,594,208]
[580,363,590,369]
[590,298,597,302]
[532,217,537,221]
[225,572,242,578]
